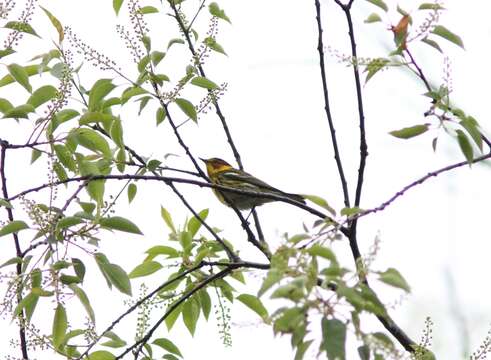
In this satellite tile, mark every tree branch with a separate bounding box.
[168,1,266,244]
[116,266,234,359]
[0,140,29,360]
[333,1,416,352]
[314,0,351,208]
[7,173,340,224]
[357,153,491,220]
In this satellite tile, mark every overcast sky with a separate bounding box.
[1,1,491,359]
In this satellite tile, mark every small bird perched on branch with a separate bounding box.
[200,157,306,210]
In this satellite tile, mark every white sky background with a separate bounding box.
[1,0,491,359]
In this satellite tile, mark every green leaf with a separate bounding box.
[7,63,32,93]
[322,317,346,360]
[74,128,112,158]
[431,25,464,49]
[69,284,96,323]
[358,345,370,360]
[0,220,29,237]
[302,195,336,215]
[31,149,42,164]
[0,64,46,87]
[203,36,227,55]
[456,129,473,164]
[104,262,132,296]
[140,6,159,14]
[99,216,143,235]
[72,258,86,282]
[187,209,209,237]
[258,268,284,297]
[113,0,124,15]
[209,2,231,23]
[460,116,482,151]
[151,51,166,66]
[183,297,199,336]
[0,257,20,269]
[175,98,197,122]
[40,6,64,43]
[54,144,76,171]
[364,57,389,83]
[418,3,445,10]
[129,261,163,278]
[364,13,382,23]
[0,48,15,59]
[163,354,180,360]
[0,198,13,208]
[295,341,313,360]
[5,21,39,37]
[56,216,84,231]
[165,302,183,330]
[0,98,13,113]
[365,0,388,11]
[27,85,58,108]
[167,38,185,50]
[421,37,442,53]
[78,112,115,127]
[237,294,268,320]
[153,338,183,357]
[120,86,147,104]
[161,207,176,233]
[89,79,116,111]
[156,107,167,126]
[389,124,429,139]
[13,292,39,322]
[340,206,363,216]
[110,117,124,148]
[198,289,211,320]
[56,108,80,124]
[127,183,137,203]
[52,303,68,349]
[191,76,219,90]
[101,331,126,348]
[378,268,411,292]
[78,160,105,205]
[145,245,179,260]
[307,244,337,262]
[3,104,35,119]
[88,350,116,360]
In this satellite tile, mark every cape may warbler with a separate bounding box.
[200,157,306,210]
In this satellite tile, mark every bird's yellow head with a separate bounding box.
[200,157,233,176]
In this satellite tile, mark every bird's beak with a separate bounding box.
[199,157,207,163]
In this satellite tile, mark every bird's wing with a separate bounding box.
[217,169,285,194]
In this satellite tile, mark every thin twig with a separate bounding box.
[314,0,351,208]
[334,1,415,352]
[7,173,335,221]
[356,153,491,220]
[116,266,233,359]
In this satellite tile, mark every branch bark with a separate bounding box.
[0,140,29,360]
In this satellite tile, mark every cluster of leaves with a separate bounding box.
[358,0,485,164]
[0,0,237,359]
[255,224,413,360]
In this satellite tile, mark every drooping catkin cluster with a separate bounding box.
[65,26,120,72]
[471,327,491,360]
[116,24,144,64]
[3,0,36,49]
[0,0,15,19]
[408,0,444,42]
[194,16,219,67]
[196,82,227,117]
